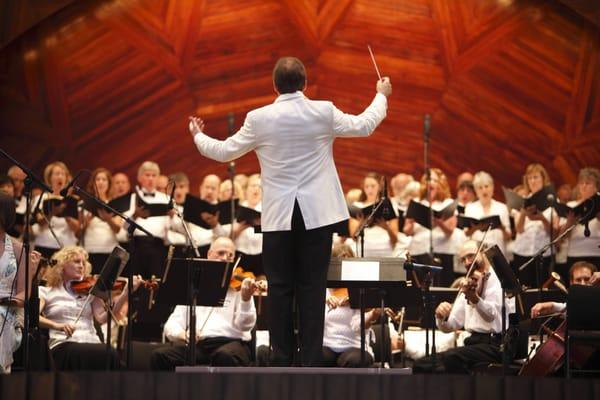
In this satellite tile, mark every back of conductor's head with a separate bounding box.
[273,57,306,94]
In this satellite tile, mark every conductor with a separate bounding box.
[189,56,391,366]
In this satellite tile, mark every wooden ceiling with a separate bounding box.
[1,0,599,194]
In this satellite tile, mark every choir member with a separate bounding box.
[232,174,263,278]
[32,162,80,258]
[111,172,131,198]
[463,171,511,256]
[81,168,123,274]
[511,163,558,288]
[349,172,399,257]
[404,168,458,286]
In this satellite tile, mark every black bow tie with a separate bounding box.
[142,192,155,197]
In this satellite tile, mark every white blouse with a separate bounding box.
[464,199,511,256]
[565,200,600,257]
[352,201,396,257]
[83,213,121,253]
[39,285,101,349]
[512,207,554,257]
[31,193,77,249]
[408,198,457,255]
[235,202,262,255]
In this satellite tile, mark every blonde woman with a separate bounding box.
[39,246,135,369]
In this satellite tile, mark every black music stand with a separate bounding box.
[91,246,129,369]
[156,257,235,365]
[566,285,600,378]
[485,245,521,375]
[327,257,408,367]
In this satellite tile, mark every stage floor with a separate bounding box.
[2,368,599,400]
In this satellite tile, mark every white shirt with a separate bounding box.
[31,193,78,249]
[163,289,256,342]
[168,204,221,248]
[464,199,511,256]
[323,296,373,355]
[352,201,397,257]
[39,285,101,349]
[408,198,457,255]
[565,200,600,257]
[437,267,515,334]
[124,190,170,240]
[83,213,121,253]
[193,91,388,232]
[512,207,554,257]
[235,202,262,255]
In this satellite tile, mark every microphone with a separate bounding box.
[60,170,84,197]
[423,114,431,143]
[584,221,591,237]
[167,180,176,210]
[546,193,555,205]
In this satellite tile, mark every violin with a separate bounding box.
[230,267,267,293]
[70,275,126,295]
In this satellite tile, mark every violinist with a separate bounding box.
[38,246,139,370]
[150,237,259,370]
[413,240,514,374]
[0,192,41,373]
[322,244,381,367]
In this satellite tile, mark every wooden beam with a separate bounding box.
[564,22,599,141]
[316,0,354,46]
[280,0,318,46]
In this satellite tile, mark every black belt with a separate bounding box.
[466,331,502,345]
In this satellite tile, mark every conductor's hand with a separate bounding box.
[188,116,205,137]
[435,301,452,320]
[376,77,392,97]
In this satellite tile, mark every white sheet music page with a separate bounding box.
[341,260,380,281]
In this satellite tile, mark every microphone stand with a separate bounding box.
[70,183,154,369]
[0,148,52,372]
[171,205,201,365]
[404,261,443,365]
[423,114,434,265]
[353,198,386,258]
[227,112,236,240]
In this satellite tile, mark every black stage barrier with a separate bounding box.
[1,371,599,400]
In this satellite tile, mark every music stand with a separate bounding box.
[92,246,129,369]
[485,245,521,375]
[327,257,408,367]
[156,257,236,365]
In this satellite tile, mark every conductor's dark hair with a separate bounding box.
[273,57,306,94]
[0,192,16,231]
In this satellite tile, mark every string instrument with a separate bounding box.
[519,316,595,376]
[230,267,267,293]
[70,275,126,295]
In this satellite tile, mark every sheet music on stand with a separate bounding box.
[327,257,409,368]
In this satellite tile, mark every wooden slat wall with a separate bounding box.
[0,0,598,196]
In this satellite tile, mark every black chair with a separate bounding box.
[566,285,600,377]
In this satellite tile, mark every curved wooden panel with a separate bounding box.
[0,0,598,197]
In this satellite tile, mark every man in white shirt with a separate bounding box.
[413,240,512,373]
[189,57,391,366]
[150,237,258,369]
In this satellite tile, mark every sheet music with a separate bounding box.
[341,260,380,281]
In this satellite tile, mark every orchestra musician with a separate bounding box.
[38,246,140,370]
[413,240,514,374]
[0,192,41,373]
[189,56,391,366]
[150,237,259,369]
